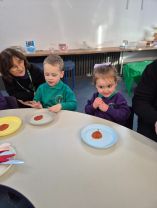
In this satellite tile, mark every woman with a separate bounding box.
[0,48,45,107]
[132,60,157,141]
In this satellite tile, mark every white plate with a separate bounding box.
[28,109,56,126]
[0,146,16,176]
[81,124,118,149]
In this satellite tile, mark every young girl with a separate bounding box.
[85,63,130,126]
[23,54,77,112]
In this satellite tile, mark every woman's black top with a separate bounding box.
[2,63,45,101]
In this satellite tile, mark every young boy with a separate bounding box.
[24,55,77,112]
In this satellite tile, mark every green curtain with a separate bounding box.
[123,60,152,95]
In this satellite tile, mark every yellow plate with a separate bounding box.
[0,116,22,137]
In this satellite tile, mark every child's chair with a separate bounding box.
[63,60,75,89]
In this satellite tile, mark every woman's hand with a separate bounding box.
[93,97,103,109]
[48,104,62,113]
[18,100,42,108]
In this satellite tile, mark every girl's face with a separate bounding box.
[44,63,64,87]
[96,77,117,97]
[9,56,25,77]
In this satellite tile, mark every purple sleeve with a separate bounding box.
[0,95,8,110]
[105,93,130,123]
[85,93,98,115]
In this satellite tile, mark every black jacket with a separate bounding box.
[2,63,45,102]
[132,60,157,141]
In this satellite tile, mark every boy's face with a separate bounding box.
[44,63,64,87]
[96,77,117,97]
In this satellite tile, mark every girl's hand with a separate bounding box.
[48,104,62,113]
[99,102,109,112]
[93,97,103,109]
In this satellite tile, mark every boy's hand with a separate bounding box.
[98,102,109,112]
[32,101,43,109]
[48,104,62,113]
[93,97,103,109]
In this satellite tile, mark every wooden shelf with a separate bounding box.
[25,46,157,57]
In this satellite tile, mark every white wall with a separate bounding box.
[0,0,157,51]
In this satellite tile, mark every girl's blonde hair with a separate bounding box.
[93,64,119,84]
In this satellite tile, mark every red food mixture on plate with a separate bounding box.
[91,130,102,139]
[0,123,9,131]
[34,115,43,121]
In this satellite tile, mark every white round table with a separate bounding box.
[0,109,157,208]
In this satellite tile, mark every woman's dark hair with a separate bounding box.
[0,48,30,81]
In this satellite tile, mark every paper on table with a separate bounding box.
[0,145,16,176]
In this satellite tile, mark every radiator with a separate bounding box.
[28,52,121,77]
[63,52,120,77]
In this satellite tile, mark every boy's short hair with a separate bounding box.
[44,54,64,71]
[93,64,119,84]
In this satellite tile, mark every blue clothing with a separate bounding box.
[85,92,130,125]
